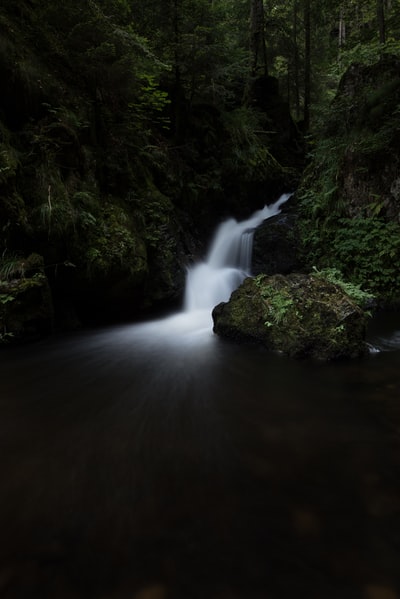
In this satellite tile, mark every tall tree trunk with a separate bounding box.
[250,0,268,76]
[377,0,386,43]
[338,6,346,49]
[173,0,181,89]
[293,0,300,120]
[303,0,311,130]
[172,0,185,142]
[338,4,346,67]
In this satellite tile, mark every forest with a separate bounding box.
[3,4,400,599]
[0,0,400,341]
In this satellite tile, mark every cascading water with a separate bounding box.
[129,193,290,346]
[184,193,291,315]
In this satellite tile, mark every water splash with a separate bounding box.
[120,193,290,352]
[184,193,291,313]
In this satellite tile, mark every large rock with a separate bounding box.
[252,211,301,276]
[212,273,368,360]
[328,55,400,222]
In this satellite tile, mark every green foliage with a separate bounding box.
[129,72,170,129]
[298,52,400,306]
[84,204,146,278]
[337,40,400,75]
[332,217,400,299]
[254,274,295,327]
[32,179,98,240]
[298,134,348,219]
[300,216,400,303]
[222,107,284,182]
[36,200,77,238]
[311,267,374,309]
[0,253,26,281]
[0,252,46,282]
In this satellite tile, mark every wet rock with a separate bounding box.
[212,273,368,360]
[252,211,301,276]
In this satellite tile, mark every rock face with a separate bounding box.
[252,210,301,276]
[330,55,400,221]
[212,273,368,360]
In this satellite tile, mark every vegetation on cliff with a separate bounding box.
[297,54,400,305]
[0,0,302,341]
[2,0,400,345]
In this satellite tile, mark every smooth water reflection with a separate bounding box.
[1,312,400,598]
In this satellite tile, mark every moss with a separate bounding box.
[213,273,368,360]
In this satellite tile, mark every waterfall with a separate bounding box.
[184,193,291,313]
[128,193,290,345]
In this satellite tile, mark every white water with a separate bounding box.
[184,193,291,314]
[123,193,290,350]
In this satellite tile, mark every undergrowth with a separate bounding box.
[299,216,400,304]
[312,266,374,309]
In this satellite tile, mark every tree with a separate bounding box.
[377,0,386,42]
[250,0,268,76]
[292,0,301,119]
[303,0,311,130]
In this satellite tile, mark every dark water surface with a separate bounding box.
[1,312,400,599]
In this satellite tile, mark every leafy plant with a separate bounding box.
[254,275,295,327]
[0,253,26,281]
[84,204,146,278]
[337,40,400,75]
[312,266,374,309]
[222,107,284,183]
[299,216,400,304]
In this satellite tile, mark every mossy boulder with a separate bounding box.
[212,273,368,360]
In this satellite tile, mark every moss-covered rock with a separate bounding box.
[212,273,368,360]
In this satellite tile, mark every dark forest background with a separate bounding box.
[1,0,400,341]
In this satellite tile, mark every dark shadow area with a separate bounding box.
[0,318,400,598]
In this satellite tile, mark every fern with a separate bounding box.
[312,267,374,309]
[0,252,26,281]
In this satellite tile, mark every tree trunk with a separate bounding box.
[172,0,185,142]
[377,0,386,43]
[338,6,346,49]
[303,0,311,130]
[293,0,300,120]
[250,0,268,76]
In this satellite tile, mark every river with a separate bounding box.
[0,199,400,599]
